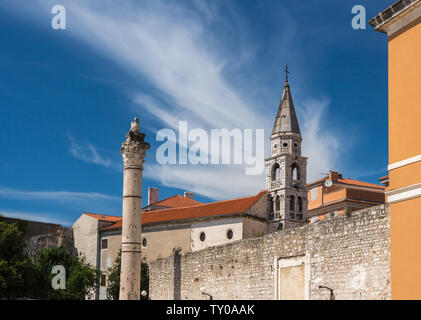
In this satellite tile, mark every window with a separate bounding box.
[292,163,300,180]
[100,274,107,287]
[311,188,318,200]
[298,197,303,212]
[200,232,206,242]
[271,163,280,181]
[290,195,295,212]
[227,229,233,240]
[142,238,147,247]
[275,196,280,212]
[101,238,108,249]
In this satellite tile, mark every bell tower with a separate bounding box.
[265,66,308,231]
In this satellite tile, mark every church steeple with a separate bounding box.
[265,66,308,231]
[272,67,301,136]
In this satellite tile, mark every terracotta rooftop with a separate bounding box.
[84,212,122,222]
[307,176,384,190]
[338,178,385,190]
[100,191,266,231]
[151,195,202,208]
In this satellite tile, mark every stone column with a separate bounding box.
[119,117,150,300]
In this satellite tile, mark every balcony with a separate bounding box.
[271,181,281,189]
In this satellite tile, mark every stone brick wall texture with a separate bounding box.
[1,217,74,257]
[149,204,390,300]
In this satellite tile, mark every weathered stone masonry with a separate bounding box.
[149,205,390,300]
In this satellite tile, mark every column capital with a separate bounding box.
[121,117,150,168]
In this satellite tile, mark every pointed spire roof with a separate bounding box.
[272,71,301,136]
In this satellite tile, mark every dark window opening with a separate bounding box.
[227,229,233,240]
[200,232,206,242]
[292,163,300,180]
[290,195,295,212]
[271,163,280,181]
[142,238,147,247]
[101,239,108,249]
[100,274,107,287]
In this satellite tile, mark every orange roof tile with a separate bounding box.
[151,195,202,208]
[84,212,122,222]
[100,191,266,231]
[308,176,385,190]
[338,179,384,190]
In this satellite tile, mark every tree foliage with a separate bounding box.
[0,219,100,300]
[106,249,149,300]
[0,222,34,299]
[31,246,100,300]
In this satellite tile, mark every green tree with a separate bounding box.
[0,221,34,299]
[32,246,100,300]
[106,249,149,300]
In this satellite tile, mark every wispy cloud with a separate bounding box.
[299,98,341,182]
[0,187,119,202]
[144,164,264,200]
[5,0,348,199]
[68,134,121,170]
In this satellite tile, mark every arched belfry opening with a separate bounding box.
[268,196,274,220]
[292,163,300,181]
[298,196,303,213]
[275,195,280,213]
[271,163,280,181]
[290,195,295,212]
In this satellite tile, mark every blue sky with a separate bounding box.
[0,0,394,226]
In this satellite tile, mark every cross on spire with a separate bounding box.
[284,64,289,82]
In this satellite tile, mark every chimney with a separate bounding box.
[328,171,342,181]
[184,192,194,200]
[148,187,159,205]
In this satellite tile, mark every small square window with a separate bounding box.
[101,239,108,249]
[100,274,107,287]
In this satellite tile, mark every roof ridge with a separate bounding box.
[152,194,201,206]
[84,212,121,218]
[143,190,266,215]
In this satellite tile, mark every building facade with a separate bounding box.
[307,171,385,221]
[369,0,421,299]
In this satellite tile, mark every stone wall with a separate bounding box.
[149,204,390,300]
[1,217,74,257]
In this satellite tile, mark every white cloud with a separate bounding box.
[299,98,341,182]
[0,187,119,202]
[144,164,264,200]
[5,0,347,199]
[68,134,121,170]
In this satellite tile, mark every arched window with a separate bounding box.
[271,163,280,181]
[292,163,300,180]
[268,196,274,219]
[298,196,303,213]
[290,195,295,212]
[275,196,280,212]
